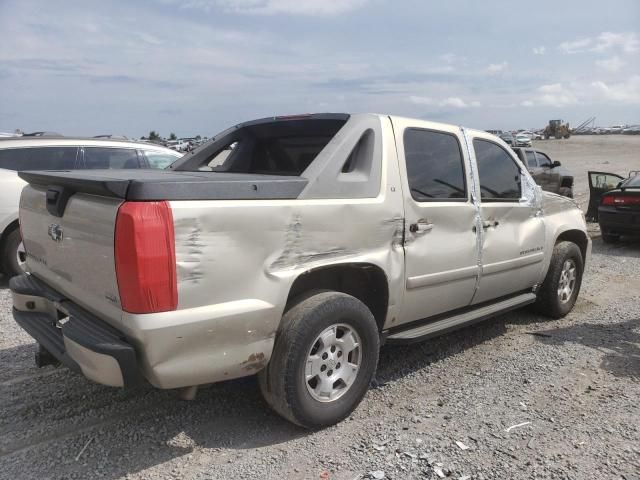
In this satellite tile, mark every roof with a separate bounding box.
[0,136,181,155]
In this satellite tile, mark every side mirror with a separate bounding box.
[553,160,562,167]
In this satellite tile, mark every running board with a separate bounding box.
[386,293,537,344]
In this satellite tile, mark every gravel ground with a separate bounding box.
[0,136,639,480]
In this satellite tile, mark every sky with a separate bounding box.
[1,0,639,137]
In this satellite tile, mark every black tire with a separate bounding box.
[558,187,573,198]
[534,241,584,319]
[1,228,24,278]
[601,232,620,244]
[258,291,379,428]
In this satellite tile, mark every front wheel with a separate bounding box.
[259,291,379,428]
[534,241,584,319]
[558,187,573,198]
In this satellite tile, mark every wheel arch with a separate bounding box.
[555,228,589,262]
[284,263,390,333]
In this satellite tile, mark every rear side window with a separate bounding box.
[0,147,77,171]
[404,128,467,201]
[473,139,521,200]
[144,151,180,169]
[83,147,140,169]
[525,151,537,168]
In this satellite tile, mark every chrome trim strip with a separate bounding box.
[482,252,544,276]
[406,265,478,289]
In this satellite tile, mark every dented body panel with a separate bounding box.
[11,113,589,390]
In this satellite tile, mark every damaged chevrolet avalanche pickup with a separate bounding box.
[11,114,590,428]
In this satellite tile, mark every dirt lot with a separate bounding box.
[0,135,639,480]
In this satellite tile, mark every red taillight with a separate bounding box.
[115,201,177,314]
[601,194,640,206]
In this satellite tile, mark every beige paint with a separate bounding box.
[15,114,589,390]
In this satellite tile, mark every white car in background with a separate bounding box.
[0,137,182,278]
[514,133,533,147]
[166,139,190,152]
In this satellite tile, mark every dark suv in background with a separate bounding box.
[512,147,574,198]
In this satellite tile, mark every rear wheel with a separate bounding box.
[534,241,583,319]
[1,228,26,278]
[601,232,620,244]
[259,291,379,428]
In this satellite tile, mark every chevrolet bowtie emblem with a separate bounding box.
[48,224,63,242]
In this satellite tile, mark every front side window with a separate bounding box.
[473,139,521,200]
[525,151,537,168]
[83,147,139,169]
[536,151,552,168]
[590,172,623,191]
[404,128,467,201]
[0,147,77,171]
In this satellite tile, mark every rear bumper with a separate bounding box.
[10,273,279,389]
[598,208,640,236]
[11,274,142,388]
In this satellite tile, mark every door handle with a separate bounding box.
[409,219,434,233]
[482,220,500,229]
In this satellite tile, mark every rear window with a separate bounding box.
[0,147,78,171]
[179,117,348,176]
[404,128,467,201]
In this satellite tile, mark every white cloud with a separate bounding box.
[559,31,639,54]
[522,76,640,107]
[589,76,640,104]
[172,0,368,15]
[409,96,481,109]
[595,55,625,72]
[486,61,508,74]
[523,83,578,107]
[532,46,545,55]
[559,38,592,54]
[593,32,639,53]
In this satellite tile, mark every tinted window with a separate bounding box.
[525,151,537,168]
[248,136,332,175]
[0,147,77,171]
[144,151,180,169]
[473,139,521,200]
[625,174,640,187]
[404,129,466,200]
[83,148,139,169]
[536,151,552,168]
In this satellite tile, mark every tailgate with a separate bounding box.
[20,184,124,324]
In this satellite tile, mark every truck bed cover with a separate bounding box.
[18,169,308,201]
